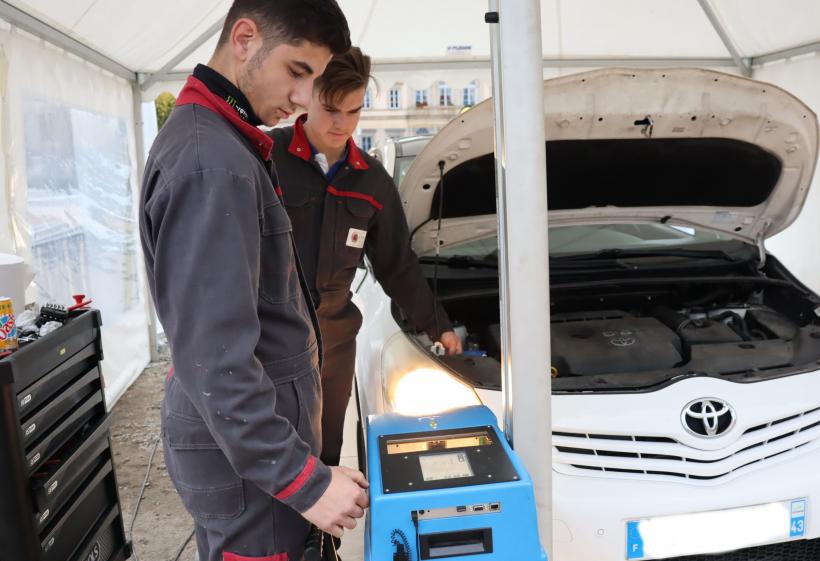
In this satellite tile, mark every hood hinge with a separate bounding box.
[756,227,768,269]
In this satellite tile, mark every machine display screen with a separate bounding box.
[418,451,474,481]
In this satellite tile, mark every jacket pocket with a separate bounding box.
[259,201,299,304]
[331,197,376,272]
[293,368,322,455]
[344,196,378,220]
[163,416,245,520]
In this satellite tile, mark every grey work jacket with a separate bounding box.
[139,76,330,513]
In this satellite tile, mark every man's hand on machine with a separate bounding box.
[302,466,370,538]
[439,331,463,355]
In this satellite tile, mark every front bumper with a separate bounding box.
[552,444,820,560]
[477,371,820,560]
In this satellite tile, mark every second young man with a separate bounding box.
[269,47,462,469]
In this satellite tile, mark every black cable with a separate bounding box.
[171,528,196,561]
[391,528,412,561]
[128,436,161,561]
[433,161,446,342]
[412,510,422,561]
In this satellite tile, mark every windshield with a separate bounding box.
[435,223,738,259]
[393,156,416,188]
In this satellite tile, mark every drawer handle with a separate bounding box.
[47,480,59,495]
[25,423,36,437]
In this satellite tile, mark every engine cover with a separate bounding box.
[550,315,682,376]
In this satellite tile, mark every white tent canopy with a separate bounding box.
[0,0,819,406]
[3,0,820,93]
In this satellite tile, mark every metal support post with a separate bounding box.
[487,0,552,556]
[131,83,159,362]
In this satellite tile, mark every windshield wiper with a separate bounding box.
[419,255,498,269]
[551,248,743,262]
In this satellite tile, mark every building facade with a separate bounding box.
[355,66,494,152]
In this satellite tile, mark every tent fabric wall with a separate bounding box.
[0,23,150,406]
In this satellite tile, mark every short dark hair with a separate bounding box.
[218,0,351,55]
[315,46,372,107]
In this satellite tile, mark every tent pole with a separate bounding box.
[488,0,552,556]
[131,83,159,362]
[139,17,225,92]
[0,0,135,82]
[697,0,751,76]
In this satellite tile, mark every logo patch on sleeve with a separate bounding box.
[346,228,367,248]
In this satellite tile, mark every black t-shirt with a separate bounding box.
[193,64,262,126]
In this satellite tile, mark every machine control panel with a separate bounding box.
[379,426,520,494]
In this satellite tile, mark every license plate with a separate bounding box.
[626,498,807,560]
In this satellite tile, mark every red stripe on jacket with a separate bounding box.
[223,552,288,561]
[327,185,383,210]
[273,455,317,501]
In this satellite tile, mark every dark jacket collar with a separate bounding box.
[287,114,368,170]
[192,64,262,126]
[176,75,273,161]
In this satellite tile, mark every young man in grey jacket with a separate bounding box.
[139,2,367,560]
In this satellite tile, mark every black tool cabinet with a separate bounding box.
[0,309,131,561]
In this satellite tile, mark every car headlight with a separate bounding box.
[382,333,481,416]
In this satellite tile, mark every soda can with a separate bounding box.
[0,296,19,352]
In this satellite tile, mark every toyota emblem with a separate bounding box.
[682,398,736,437]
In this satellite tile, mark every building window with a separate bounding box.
[415,127,430,135]
[387,129,405,140]
[463,81,477,107]
[438,83,453,107]
[363,88,373,110]
[360,134,373,152]
[414,89,429,108]
[389,88,401,109]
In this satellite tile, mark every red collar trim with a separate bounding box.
[176,76,273,161]
[289,114,369,170]
[288,114,312,161]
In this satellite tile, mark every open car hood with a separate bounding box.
[402,68,818,255]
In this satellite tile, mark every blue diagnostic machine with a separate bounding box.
[364,405,547,560]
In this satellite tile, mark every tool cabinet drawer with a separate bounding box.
[16,342,100,418]
[26,390,105,475]
[31,413,113,514]
[21,367,101,446]
[40,459,117,561]
[71,504,128,561]
[0,310,102,390]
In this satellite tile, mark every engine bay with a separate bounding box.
[403,257,820,391]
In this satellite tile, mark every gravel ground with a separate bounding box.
[111,345,197,561]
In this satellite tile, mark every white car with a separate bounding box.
[354,68,820,561]
[367,134,432,188]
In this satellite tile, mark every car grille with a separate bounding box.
[661,537,820,560]
[553,406,820,482]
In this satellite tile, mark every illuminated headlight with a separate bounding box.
[382,333,481,416]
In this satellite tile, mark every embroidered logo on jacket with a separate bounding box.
[346,228,367,248]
